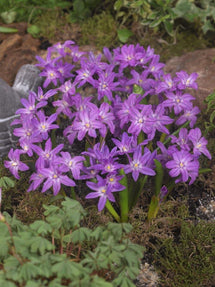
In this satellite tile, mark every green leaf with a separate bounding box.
[25,281,43,287]
[113,275,136,287]
[92,275,113,287]
[114,0,123,11]
[48,278,63,287]
[27,25,40,37]
[90,226,104,241]
[1,11,16,24]
[0,278,17,287]
[20,262,40,281]
[4,256,21,281]
[30,220,52,236]
[0,237,9,258]
[164,20,173,36]
[43,204,60,216]
[70,227,92,243]
[0,177,15,188]
[0,26,18,33]
[133,84,143,94]
[30,236,54,255]
[199,168,212,174]
[147,195,160,220]
[154,159,164,196]
[117,29,133,43]
[52,260,82,279]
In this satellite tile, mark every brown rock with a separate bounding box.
[0,33,40,85]
[164,49,215,110]
[0,34,22,61]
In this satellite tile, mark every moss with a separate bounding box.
[154,221,215,287]
[32,8,69,41]
[79,11,118,50]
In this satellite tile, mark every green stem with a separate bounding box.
[71,187,76,200]
[105,200,120,223]
[130,175,148,209]
[119,169,129,222]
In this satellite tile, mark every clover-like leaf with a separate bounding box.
[30,236,54,255]
[30,220,52,236]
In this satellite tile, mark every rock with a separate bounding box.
[0,34,22,62]
[13,64,43,97]
[164,49,215,110]
[0,33,40,85]
[0,65,43,157]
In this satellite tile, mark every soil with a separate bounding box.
[0,21,215,287]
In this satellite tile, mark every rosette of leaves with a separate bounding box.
[0,197,144,287]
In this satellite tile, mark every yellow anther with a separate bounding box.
[53,174,58,179]
[101,189,106,193]
[179,162,184,167]
[109,178,114,182]
[85,123,90,128]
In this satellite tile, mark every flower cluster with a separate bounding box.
[5,41,211,215]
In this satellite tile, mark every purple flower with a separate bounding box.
[124,146,156,181]
[40,165,75,195]
[52,94,74,118]
[35,48,60,68]
[127,70,155,93]
[50,40,75,56]
[4,149,29,179]
[166,150,199,184]
[32,111,59,140]
[58,80,76,97]
[170,128,190,151]
[27,170,46,192]
[40,65,61,88]
[105,173,125,191]
[159,185,168,203]
[16,91,46,117]
[70,46,86,62]
[57,61,74,81]
[59,152,85,179]
[114,44,137,70]
[156,74,177,93]
[36,87,57,103]
[175,106,200,128]
[156,141,178,165]
[176,71,198,90]
[98,103,115,135]
[13,117,41,142]
[150,104,174,135]
[112,132,137,154]
[128,105,153,137]
[94,68,119,101]
[163,91,195,114]
[148,55,165,78]
[85,176,116,211]
[32,138,64,168]
[72,109,103,141]
[74,59,95,87]
[188,128,211,159]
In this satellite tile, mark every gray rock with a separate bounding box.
[13,64,43,97]
[0,64,43,157]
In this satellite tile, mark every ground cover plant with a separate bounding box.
[3,41,211,225]
[0,196,144,286]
